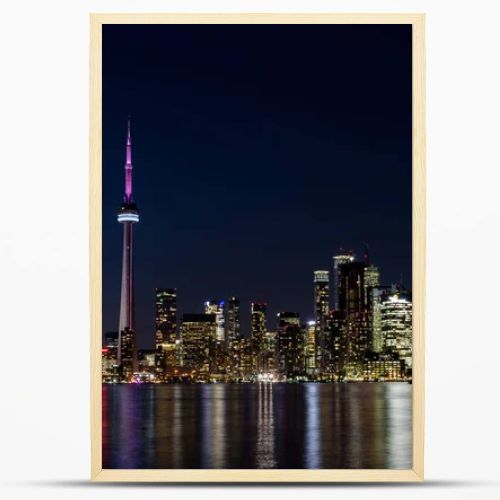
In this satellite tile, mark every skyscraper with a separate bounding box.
[155,288,177,379]
[314,270,330,373]
[332,251,355,310]
[225,297,241,344]
[117,118,139,381]
[338,260,370,378]
[276,312,305,378]
[180,313,216,378]
[381,291,413,373]
[204,300,226,342]
[251,302,267,374]
[155,288,177,345]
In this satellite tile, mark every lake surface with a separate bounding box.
[103,382,412,469]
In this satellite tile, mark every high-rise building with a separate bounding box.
[225,297,241,344]
[329,310,346,379]
[204,300,226,342]
[102,332,119,383]
[262,330,277,373]
[117,118,139,381]
[370,286,392,352]
[338,260,371,377]
[180,313,216,378]
[154,288,177,379]
[276,312,305,378]
[314,270,330,373]
[304,320,316,375]
[155,288,177,344]
[364,265,380,290]
[251,302,267,374]
[381,292,413,373]
[332,251,355,309]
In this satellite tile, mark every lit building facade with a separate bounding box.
[276,312,305,378]
[338,260,371,378]
[102,332,119,383]
[225,296,241,344]
[204,300,226,342]
[154,288,177,379]
[251,302,267,374]
[314,270,330,373]
[305,321,316,375]
[332,252,355,309]
[180,313,216,378]
[381,292,413,373]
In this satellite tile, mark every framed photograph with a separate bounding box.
[90,13,425,482]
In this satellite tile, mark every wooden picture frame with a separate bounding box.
[90,13,425,482]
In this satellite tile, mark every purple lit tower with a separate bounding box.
[117,117,139,380]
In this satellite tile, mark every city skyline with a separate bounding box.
[102,24,412,348]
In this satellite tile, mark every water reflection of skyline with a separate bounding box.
[103,383,412,469]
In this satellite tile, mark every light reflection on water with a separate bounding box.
[103,382,412,469]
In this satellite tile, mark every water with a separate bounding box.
[103,382,412,469]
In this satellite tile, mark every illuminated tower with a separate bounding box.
[117,117,139,380]
[332,251,355,309]
[314,270,330,374]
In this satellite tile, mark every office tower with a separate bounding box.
[370,286,392,352]
[304,320,316,375]
[225,297,241,344]
[364,265,380,290]
[102,332,119,383]
[180,313,216,378]
[329,310,346,379]
[231,337,253,381]
[155,288,177,344]
[251,302,267,374]
[338,260,370,378]
[262,330,277,373]
[276,312,305,378]
[154,288,177,379]
[204,300,226,341]
[332,251,355,309]
[381,291,413,373]
[314,270,330,373]
[117,118,139,381]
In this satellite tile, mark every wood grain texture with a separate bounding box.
[89,12,425,482]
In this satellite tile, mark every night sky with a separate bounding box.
[102,24,412,348]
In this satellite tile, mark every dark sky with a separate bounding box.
[102,24,412,348]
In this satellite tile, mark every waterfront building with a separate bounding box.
[304,320,316,375]
[102,332,119,383]
[180,313,216,378]
[314,270,330,373]
[117,118,139,381]
[332,251,355,309]
[363,352,405,381]
[251,302,267,374]
[370,286,392,352]
[381,291,413,373]
[205,300,226,342]
[225,296,241,344]
[231,337,253,380]
[338,260,371,378]
[154,288,177,379]
[262,330,277,373]
[138,349,156,373]
[276,312,305,379]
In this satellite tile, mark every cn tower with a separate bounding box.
[117,117,139,379]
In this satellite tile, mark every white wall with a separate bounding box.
[1,0,499,499]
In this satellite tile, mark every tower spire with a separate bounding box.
[124,115,133,203]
